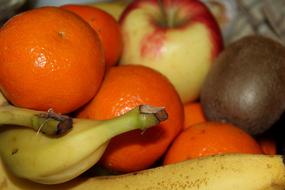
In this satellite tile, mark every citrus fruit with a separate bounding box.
[0,7,105,114]
[183,102,206,129]
[61,4,123,68]
[163,122,262,165]
[77,65,184,172]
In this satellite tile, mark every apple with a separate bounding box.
[119,0,223,103]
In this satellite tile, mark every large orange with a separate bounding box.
[77,65,184,172]
[61,4,123,68]
[0,7,105,114]
[163,122,262,165]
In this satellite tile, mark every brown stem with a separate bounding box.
[139,105,168,122]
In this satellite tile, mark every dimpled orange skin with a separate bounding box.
[0,7,105,114]
[183,102,206,130]
[163,122,262,165]
[78,65,184,172]
[61,4,123,68]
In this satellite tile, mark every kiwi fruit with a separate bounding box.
[200,35,285,135]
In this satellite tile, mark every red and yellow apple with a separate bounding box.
[119,0,223,103]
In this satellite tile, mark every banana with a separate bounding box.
[0,104,167,185]
[0,93,284,189]
[0,153,284,189]
[69,154,285,190]
[88,0,129,20]
[0,92,72,136]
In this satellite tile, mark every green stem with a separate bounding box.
[0,90,166,137]
[0,103,167,137]
[157,0,184,28]
[107,104,167,133]
[158,0,168,27]
[72,105,168,136]
[0,105,72,136]
[0,105,168,184]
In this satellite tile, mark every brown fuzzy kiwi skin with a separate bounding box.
[200,35,285,135]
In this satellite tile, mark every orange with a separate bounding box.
[0,7,105,114]
[163,122,262,165]
[77,65,184,172]
[61,4,123,68]
[183,102,206,129]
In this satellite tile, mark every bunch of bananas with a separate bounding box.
[0,91,167,186]
[0,90,284,189]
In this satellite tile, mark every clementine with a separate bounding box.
[77,65,184,172]
[0,7,105,114]
[61,4,123,68]
[183,102,206,130]
[163,122,262,165]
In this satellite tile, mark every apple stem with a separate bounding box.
[167,9,176,28]
[157,0,168,28]
[157,0,177,28]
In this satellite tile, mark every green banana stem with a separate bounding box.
[0,84,167,137]
[0,104,167,184]
[0,105,72,136]
[72,105,168,135]
[0,103,167,137]
[0,90,72,136]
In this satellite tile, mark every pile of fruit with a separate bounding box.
[0,0,285,189]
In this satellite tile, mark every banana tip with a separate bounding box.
[139,105,168,122]
[56,117,73,135]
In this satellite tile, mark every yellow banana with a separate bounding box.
[0,91,284,189]
[88,0,129,20]
[0,105,166,185]
[0,153,284,189]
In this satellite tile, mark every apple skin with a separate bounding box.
[119,0,223,103]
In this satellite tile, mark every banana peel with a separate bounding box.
[1,153,285,190]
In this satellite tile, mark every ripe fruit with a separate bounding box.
[119,0,223,103]
[183,102,206,130]
[200,35,285,135]
[61,4,123,68]
[0,104,165,184]
[163,122,262,165]
[0,7,105,114]
[77,65,184,172]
